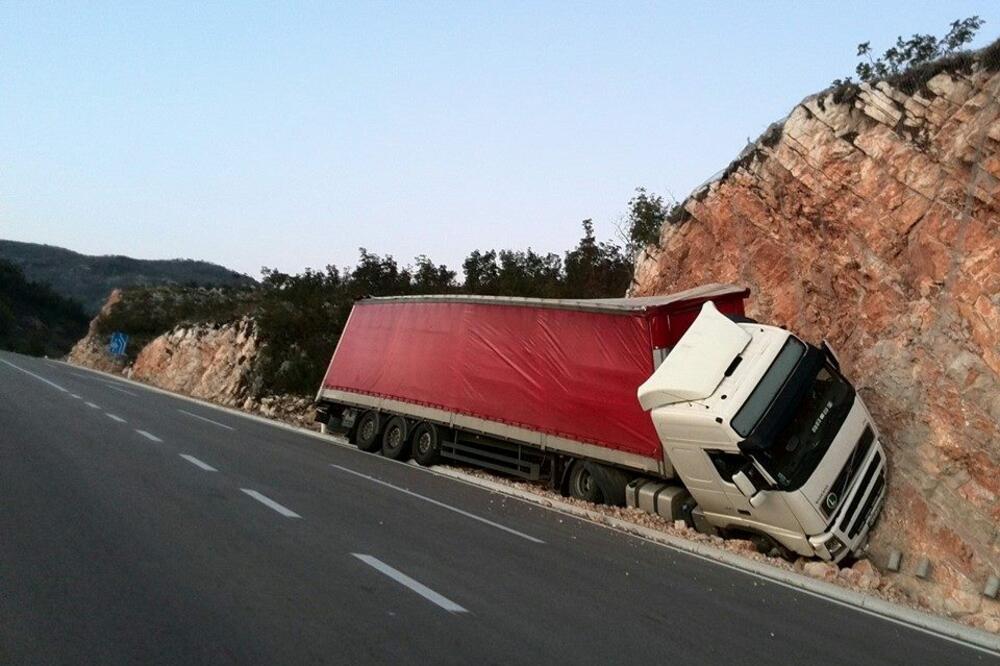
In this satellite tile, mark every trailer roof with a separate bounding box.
[358,283,749,314]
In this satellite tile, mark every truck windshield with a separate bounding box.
[734,338,855,490]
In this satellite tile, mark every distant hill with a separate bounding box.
[0,259,90,357]
[0,240,257,314]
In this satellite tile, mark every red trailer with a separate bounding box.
[315,284,748,489]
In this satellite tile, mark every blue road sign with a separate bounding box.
[109,331,129,356]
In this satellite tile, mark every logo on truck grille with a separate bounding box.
[825,492,839,511]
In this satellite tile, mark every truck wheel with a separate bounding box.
[355,410,382,452]
[411,422,441,466]
[568,461,603,503]
[585,462,630,507]
[381,416,411,460]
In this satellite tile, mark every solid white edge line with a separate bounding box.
[178,408,235,430]
[135,429,162,442]
[240,488,301,518]
[0,359,68,392]
[179,454,218,472]
[352,554,467,613]
[47,358,1000,655]
[105,413,126,423]
[105,384,139,397]
[330,464,543,544]
[85,401,100,409]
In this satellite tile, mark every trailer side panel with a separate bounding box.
[321,300,663,460]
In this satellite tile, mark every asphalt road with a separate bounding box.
[0,350,995,665]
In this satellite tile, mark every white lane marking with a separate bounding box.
[135,429,162,442]
[178,408,235,431]
[105,384,139,397]
[0,359,68,392]
[179,454,218,472]
[105,413,126,423]
[330,464,544,544]
[240,489,301,518]
[70,394,82,399]
[85,401,101,409]
[352,554,467,613]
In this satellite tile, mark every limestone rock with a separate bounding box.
[66,289,128,372]
[633,63,1000,627]
[804,561,839,582]
[129,317,259,407]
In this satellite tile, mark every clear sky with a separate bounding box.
[2,2,998,278]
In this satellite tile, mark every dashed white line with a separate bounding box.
[352,554,467,613]
[330,464,544,544]
[0,359,68,392]
[240,489,301,518]
[105,413,126,423]
[179,454,217,472]
[178,408,235,431]
[85,401,101,409]
[135,430,162,442]
[70,394,82,399]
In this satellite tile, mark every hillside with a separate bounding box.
[0,260,89,357]
[632,46,999,626]
[0,240,256,314]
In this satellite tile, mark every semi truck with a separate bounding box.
[314,284,886,562]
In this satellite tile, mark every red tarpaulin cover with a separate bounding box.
[322,300,664,459]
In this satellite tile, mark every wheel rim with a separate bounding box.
[416,432,431,455]
[575,468,594,496]
[386,426,402,450]
[360,420,375,441]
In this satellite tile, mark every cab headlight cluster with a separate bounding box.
[826,536,847,557]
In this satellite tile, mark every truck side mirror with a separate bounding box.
[733,464,770,508]
[732,470,758,500]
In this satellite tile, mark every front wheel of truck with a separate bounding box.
[355,410,382,452]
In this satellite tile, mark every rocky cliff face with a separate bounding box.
[129,317,260,407]
[69,294,316,427]
[67,289,128,372]
[633,64,1000,627]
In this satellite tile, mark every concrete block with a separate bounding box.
[984,575,999,599]
[887,549,902,572]
[915,556,932,580]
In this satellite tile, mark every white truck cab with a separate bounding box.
[638,302,887,562]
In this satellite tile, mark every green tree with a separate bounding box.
[621,187,675,258]
[564,219,632,297]
[834,16,985,88]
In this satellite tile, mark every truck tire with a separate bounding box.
[381,416,411,460]
[355,410,382,453]
[411,422,441,466]
[567,461,603,503]
[585,462,630,507]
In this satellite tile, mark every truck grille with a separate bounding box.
[838,448,884,539]
[824,427,875,517]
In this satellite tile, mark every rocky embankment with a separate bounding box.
[67,298,313,427]
[633,63,1000,628]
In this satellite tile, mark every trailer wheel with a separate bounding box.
[381,416,411,460]
[411,422,441,466]
[567,461,603,503]
[355,410,382,452]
